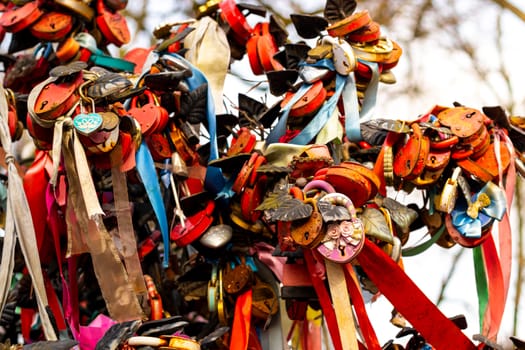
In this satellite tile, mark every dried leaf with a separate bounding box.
[375,197,418,234]
[257,189,312,222]
[359,207,393,243]
[324,0,357,23]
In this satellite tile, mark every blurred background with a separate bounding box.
[117,0,525,347]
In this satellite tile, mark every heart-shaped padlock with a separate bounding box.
[73,112,103,136]
[96,0,130,47]
[128,90,167,136]
[316,193,365,263]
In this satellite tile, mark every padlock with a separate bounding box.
[55,0,95,21]
[393,122,423,179]
[257,22,284,73]
[346,20,381,43]
[170,199,215,246]
[56,36,81,64]
[437,107,485,139]
[146,133,173,161]
[290,198,324,248]
[219,0,253,45]
[435,167,461,213]
[128,90,167,136]
[73,97,104,137]
[227,127,256,156]
[167,121,197,165]
[351,37,394,63]
[96,0,130,47]
[231,152,266,193]
[144,275,164,320]
[251,276,279,324]
[240,167,267,223]
[321,35,357,75]
[317,192,365,263]
[33,70,83,120]
[326,10,372,37]
[30,11,73,42]
[0,1,43,33]
[222,256,254,295]
[280,80,327,118]
[314,166,373,208]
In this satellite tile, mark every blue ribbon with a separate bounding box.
[165,53,226,195]
[344,60,379,142]
[288,74,346,145]
[266,83,311,144]
[136,142,170,267]
[452,182,507,238]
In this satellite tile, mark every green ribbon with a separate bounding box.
[473,246,489,330]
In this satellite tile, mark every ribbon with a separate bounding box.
[266,84,311,145]
[168,53,226,194]
[288,74,347,145]
[303,249,343,350]
[230,289,253,350]
[62,131,143,322]
[110,145,148,295]
[325,260,359,350]
[136,142,170,268]
[357,239,477,350]
[0,85,57,340]
[344,265,381,350]
[451,182,506,238]
[343,60,379,142]
[184,17,231,114]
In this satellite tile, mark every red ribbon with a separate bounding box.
[230,289,253,350]
[357,239,477,350]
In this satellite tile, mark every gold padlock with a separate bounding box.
[435,167,461,213]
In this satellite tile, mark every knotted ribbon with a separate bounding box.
[0,85,57,340]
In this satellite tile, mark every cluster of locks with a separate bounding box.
[0,0,522,349]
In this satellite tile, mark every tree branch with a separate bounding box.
[490,0,525,22]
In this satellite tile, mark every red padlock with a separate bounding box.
[170,199,215,246]
[0,1,43,33]
[33,71,83,120]
[127,90,167,136]
[219,0,252,45]
[227,127,256,156]
[30,11,73,42]
[96,0,130,47]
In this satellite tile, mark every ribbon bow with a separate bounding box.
[451,181,507,238]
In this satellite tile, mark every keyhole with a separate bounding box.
[50,22,56,29]
[405,160,411,169]
[39,100,48,110]
[466,112,475,119]
[339,245,346,256]
[430,155,436,164]
[235,281,241,290]
[304,231,309,241]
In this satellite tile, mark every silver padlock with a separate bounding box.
[435,167,462,213]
